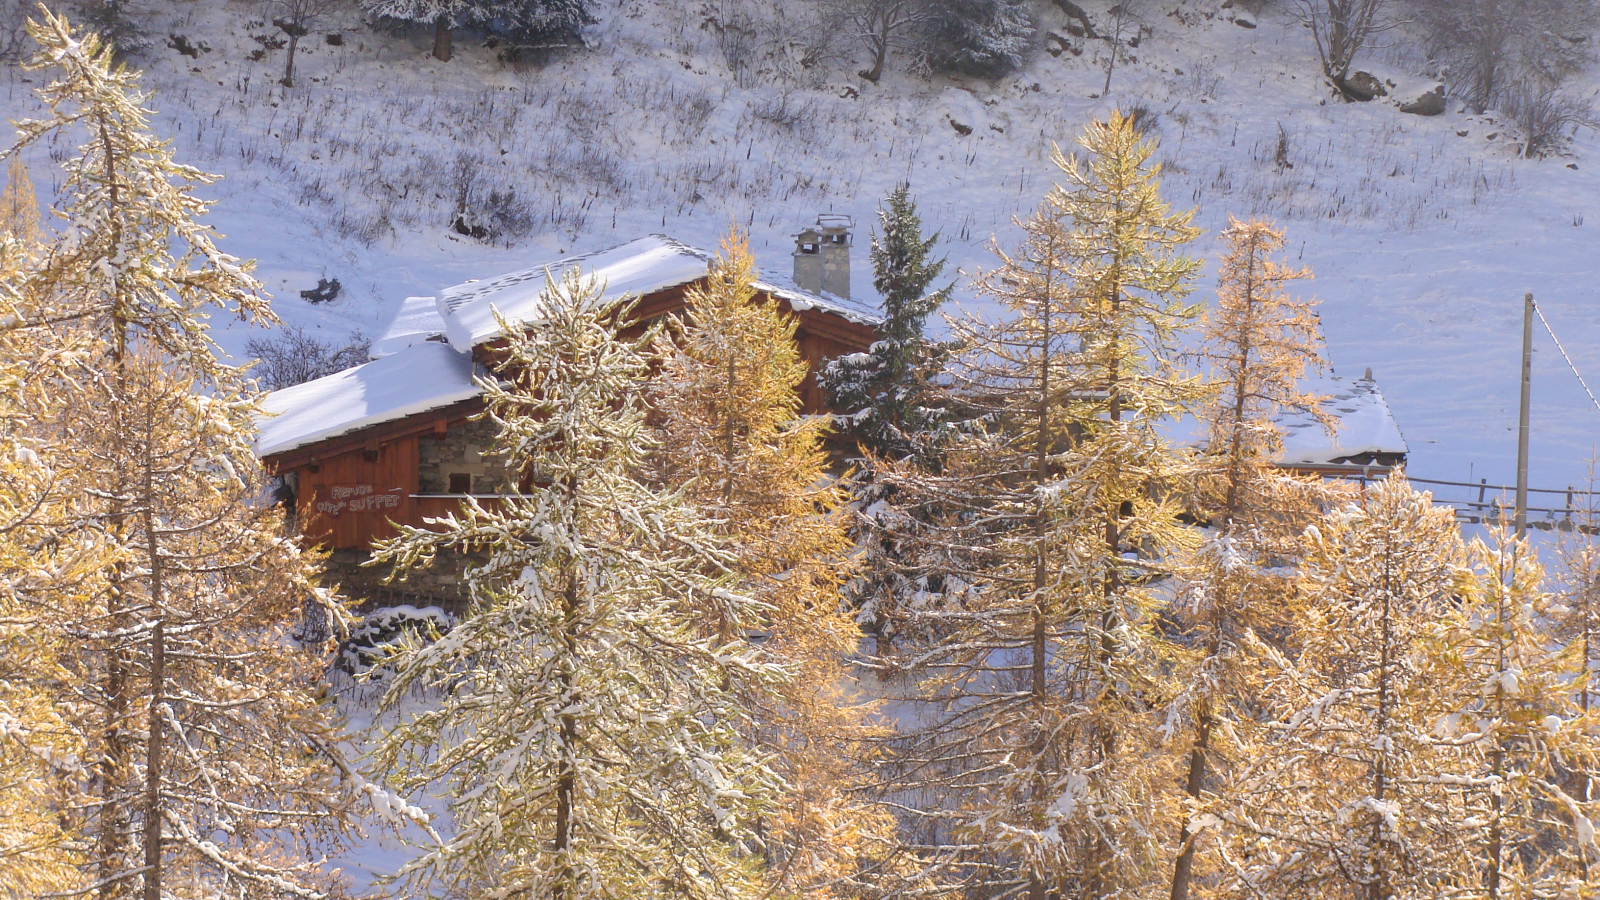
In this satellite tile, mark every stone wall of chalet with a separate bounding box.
[321,547,481,616]
[417,418,515,495]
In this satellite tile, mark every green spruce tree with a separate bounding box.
[821,182,957,466]
[820,183,959,654]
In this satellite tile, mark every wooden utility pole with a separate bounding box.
[1516,292,1533,539]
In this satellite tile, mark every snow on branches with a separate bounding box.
[368,270,789,900]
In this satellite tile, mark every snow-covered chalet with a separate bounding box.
[1274,368,1409,476]
[255,233,880,604]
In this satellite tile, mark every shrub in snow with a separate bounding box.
[918,0,1035,79]
[266,0,344,87]
[335,604,454,674]
[0,0,31,61]
[246,324,370,390]
[449,151,536,245]
[1281,0,1399,99]
[1410,0,1594,116]
[1502,77,1592,159]
[818,0,938,83]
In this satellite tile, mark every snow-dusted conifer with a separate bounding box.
[8,10,273,359]
[886,110,1203,900]
[369,271,787,900]
[1435,529,1600,897]
[489,0,590,50]
[819,182,957,652]
[0,156,39,243]
[0,229,95,896]
[1223,475,1467,900]
[3,12,357,897]
[1166,217,1334,900]
[821,183,954,467]
[920,0,1035,77]
[649,230,894,899]
[364,0,588,61]
[363,0,477,60]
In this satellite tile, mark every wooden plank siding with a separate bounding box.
[292,437,419,549]
[266,281,877,551]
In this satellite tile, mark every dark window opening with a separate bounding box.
[448,473,473,494]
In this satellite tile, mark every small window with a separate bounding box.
[448,473,473,495]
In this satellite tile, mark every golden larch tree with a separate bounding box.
[1434,528,1600,898]
[649,230,896,899]
[1167,217,1337,900]
[0,155,40,243]
[883,110,1204,900]
[3,11,358,898]
[1223,475,1468,900]
[0,229,97,896]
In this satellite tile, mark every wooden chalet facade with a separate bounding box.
[254,235,879,602]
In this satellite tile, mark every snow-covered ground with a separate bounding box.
[7,0,1598,501]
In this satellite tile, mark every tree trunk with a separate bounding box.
[1052,0,1099,38]
[1089,282,1124,900]
[141,398,165,900]
[554,475,580,900]
[1486,572,1508,900]
[142,620,164,900]
[1169,720,1211,900]
[99,597,132,900]
[1368,546,1394,900]
[862,30,888,82]
[281,32,299,87]
[1101,10,1128,96]
[433,14,452,63]
[99,115,133,899]
[1028,261,1053,900]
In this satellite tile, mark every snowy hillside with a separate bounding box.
[5,0,1600,497]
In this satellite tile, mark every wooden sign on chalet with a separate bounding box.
[255,234,882,553]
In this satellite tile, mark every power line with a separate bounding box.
[1532,298,1600,418]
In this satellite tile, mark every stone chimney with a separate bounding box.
[793,215,852,299]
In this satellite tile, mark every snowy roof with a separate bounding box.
[255,341,485,458]
[1278,372,1409,466]
[751,271,879,323]
[370,295,447,359]
[438,234,879,350]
